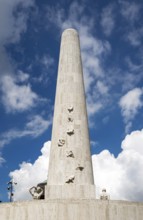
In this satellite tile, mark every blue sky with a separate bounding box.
[0,0,143,202]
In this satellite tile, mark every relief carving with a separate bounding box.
[76,164,84,171]
[29,186,44,200]
[58,139,65,147]
[67,128,74,135]
[66,150,74,158]
[68,106,74,113]
[68,117,73,122]
[65,175,75,184]
[100,189,110,200]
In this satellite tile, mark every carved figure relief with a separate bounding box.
[76,164,84,171]
[65,175,75,184]
[66,150,74,158]
[67,106,74,113]
[58,139,65,147]
[68,117,73,122]
[100,189,110,200]
[67,128,74,135]
[29,186,44,200]
[67,105,74,135]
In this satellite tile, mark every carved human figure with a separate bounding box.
[76,164,84,171]
[65,175,75,184]
[29,186,44,200]
[67,128,74,135]
[100,189,110,200]
[58,139,65,147]
[66,150,74,158]
[68,117,73,122]
[67,106,74,113]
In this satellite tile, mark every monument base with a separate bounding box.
[0,199,143,220]
[45,185,96,199]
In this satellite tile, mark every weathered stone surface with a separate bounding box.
[0,199,143,220]
[46,28,95,199]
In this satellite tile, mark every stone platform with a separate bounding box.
[0,199,143,220]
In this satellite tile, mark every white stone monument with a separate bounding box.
[45,28,95,200]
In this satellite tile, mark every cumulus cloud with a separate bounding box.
[93,129,143,201]
[100,4,115,36]
[1,74,40,113]
[0,115,52,149]
[10,129,143,202]
[10,141,51,201]
[119,88,143,132]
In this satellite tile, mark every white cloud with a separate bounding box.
[120,68,143,92]
[10,129,143,202]
[127,28,143,47]
[40,55,54,68]
[0,0,35,112]
[119,1,141,23]
[10,141,51,201]
[101,4,115,36]
[0,0,34,45]
[96,81,108,95]
[93,129,143,201]
[0,0,34,73]
[93,150,123,199]
[87,95,102,119]
[122,130,143,153]
[125,57,142,72]
[0,115,52,148]
[17,70,30,82]
[35,54,55,83]
[1,75,39,113]
[119,88,143,132]
[119,1,143,47]
[0,156,5,166]
[25,115,52,137]
[102,116,109,124]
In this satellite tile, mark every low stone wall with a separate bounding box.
[0,199,143,220]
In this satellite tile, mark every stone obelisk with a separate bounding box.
[46,28,95,199]
[1,29,143,220]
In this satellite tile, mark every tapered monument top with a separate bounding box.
[62,28,78,36]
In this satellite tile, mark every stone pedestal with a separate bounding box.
[1,199,143,220]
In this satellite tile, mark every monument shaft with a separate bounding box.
[46,29,95,199]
